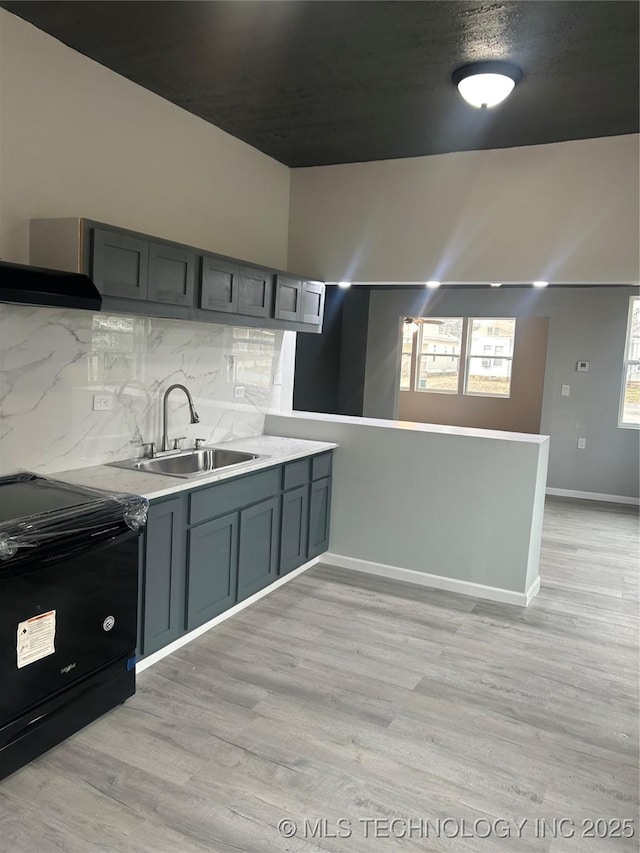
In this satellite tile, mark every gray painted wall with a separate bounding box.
[266,412,549,597]
[363,286,640,498]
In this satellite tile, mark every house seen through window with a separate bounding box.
[400,317,516,398]
[620,296,640,427]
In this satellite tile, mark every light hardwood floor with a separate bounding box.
[0,497,638,852]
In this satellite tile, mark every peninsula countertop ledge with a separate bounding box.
[47,435,338,500]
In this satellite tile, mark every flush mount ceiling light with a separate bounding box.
[452,61,523,109]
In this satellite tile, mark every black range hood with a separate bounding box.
[0,260,102,311]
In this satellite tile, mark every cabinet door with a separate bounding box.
[141,496,187,657]
[186,511,238,630]
[200,256,239,313]
[308,477,332,559]
[92,229,149,300]
[237,496,280,601]
[279,485,309,576]
[238,266,273,318]
[274,274,303,322]
[148,242,196,306]
[301,281,325,327]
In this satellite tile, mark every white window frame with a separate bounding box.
[414,319,464,395]
[399,316,517,399]
[618,295,640,429]
[464,318,516,398]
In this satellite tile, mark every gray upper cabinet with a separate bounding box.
[92,229,149,300]
[238,266,273,318]
[30,218,325,332]
[302,281,326,327]
[148,242,196,307]
[274,274,303,322]
[200,256,239,313]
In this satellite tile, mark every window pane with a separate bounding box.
[468,318,515,358]
[417,355,460,392]
[400,353,412,390]
[420,318,463,356]
[629,298,640,354]
[622,364,640,425]
[466,356,512,396]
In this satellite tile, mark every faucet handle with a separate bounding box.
[194,438,207,450]
[142,442,156,459]
[172,436,187,451]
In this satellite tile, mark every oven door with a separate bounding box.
[0,527,139,725]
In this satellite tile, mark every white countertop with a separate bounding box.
[267,410,550,444]
[49,435,338,500]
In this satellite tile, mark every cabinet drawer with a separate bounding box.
[311,452,333,481]
[189,467,280,526]
[283,458,310,491]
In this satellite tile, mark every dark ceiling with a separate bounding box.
[2,1,638,167]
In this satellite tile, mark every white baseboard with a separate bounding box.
[322,552,538,607]
[525,575,541,605]
[546,487,639,506]
[136,557,320,674]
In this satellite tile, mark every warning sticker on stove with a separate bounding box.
[17,610,56,668]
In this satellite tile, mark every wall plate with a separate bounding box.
[576,361,590,372]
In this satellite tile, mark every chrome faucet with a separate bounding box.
[161,384,200,452]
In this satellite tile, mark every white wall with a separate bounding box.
[288,135,640,285]
[0,10,290,268]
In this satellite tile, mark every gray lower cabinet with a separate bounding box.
[139,452,333,660]
[139,495,187,657]
[237,496,280,601]
[279,484,309,575]
[186,511,238,630]
[309,477,332,559]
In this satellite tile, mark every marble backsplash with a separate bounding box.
[0,304,296,475]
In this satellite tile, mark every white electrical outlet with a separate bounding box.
[234,386,246,399]
[561,385,570,397]
[93,394,114,412]
[577,437,586,450]
[273,371,283,386]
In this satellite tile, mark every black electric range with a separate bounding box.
[0,473,148,780]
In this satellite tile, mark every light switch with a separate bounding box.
[577,437,586,450]
[561,385,570,397]
[576,361,590,372]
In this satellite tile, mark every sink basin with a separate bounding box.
[109,448,267,479]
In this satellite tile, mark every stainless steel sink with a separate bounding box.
[108,447,267,479]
